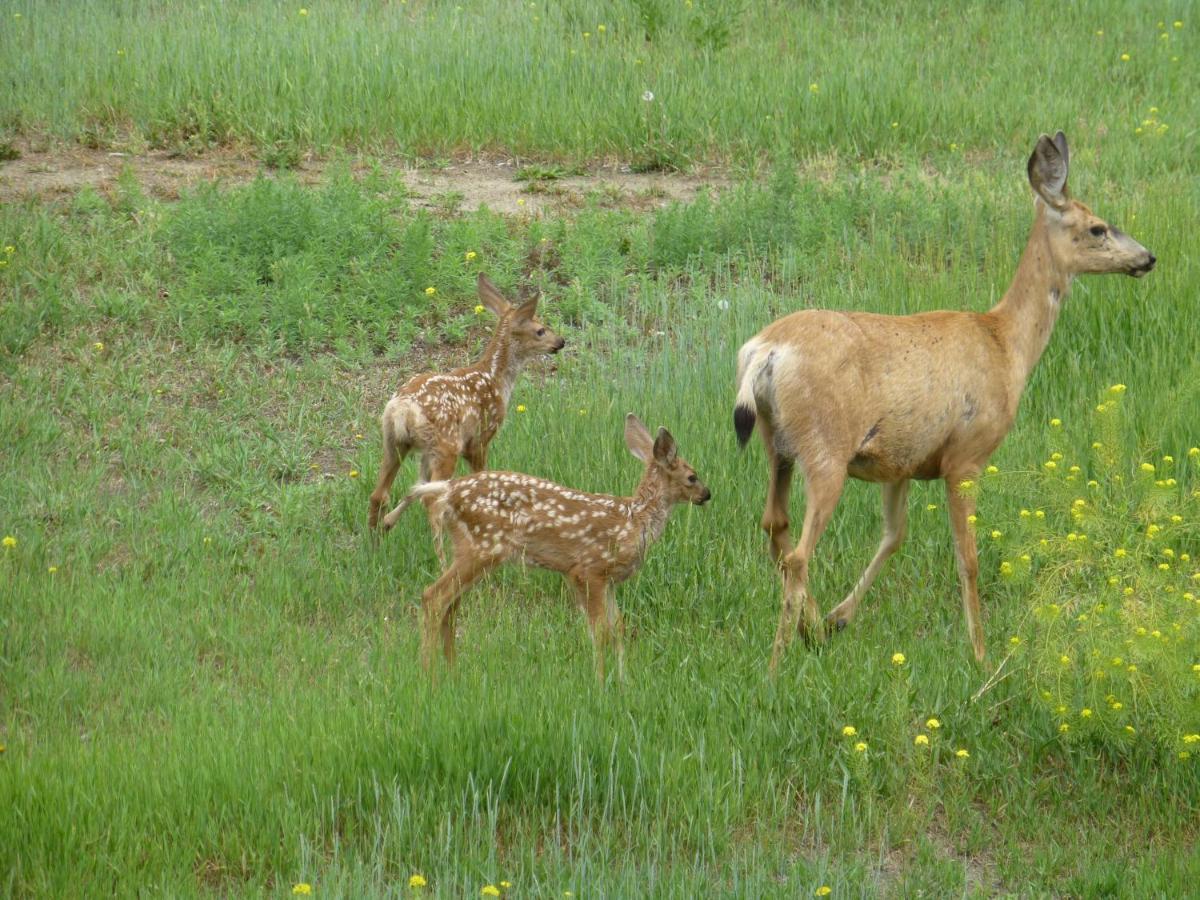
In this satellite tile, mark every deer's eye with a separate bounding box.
[1089,225,1107,237]
[687,474,698,484]
[536,328,546,336]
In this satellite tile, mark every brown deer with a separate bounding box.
[382,414,711,681]
[733,132,1155,672]
[368,273,565,532]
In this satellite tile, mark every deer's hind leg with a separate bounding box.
[420,544,495,677]
[757,416,796,563]
[826,480,910,630]
[369,434,410,530]
[770,463,846,674]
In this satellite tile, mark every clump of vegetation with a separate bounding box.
[976,386,1199,759]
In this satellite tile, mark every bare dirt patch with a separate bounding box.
[0,145,727,213]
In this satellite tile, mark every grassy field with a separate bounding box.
[3,2,1200,897]
[1,1,1196,168]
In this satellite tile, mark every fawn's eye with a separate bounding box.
[687,474,698,484]
[536,328,546,336]
[1089,225,1107,237]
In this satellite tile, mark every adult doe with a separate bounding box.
[368,273,565,531]
[383,414,711,682]
[733,132,1155,671]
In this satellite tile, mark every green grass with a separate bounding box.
[3,2,1200,895]
[1,1,1196,169]
[3,148,1199,895]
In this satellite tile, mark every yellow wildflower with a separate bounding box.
[2,535,15,548]
[597,24,606,33]
[926,503,938,511]
[986,465,999,474]
[349,470,359,478]
[94,341,104,351]
[1060,655,1071,666]
[292,886,312,896]
[1109,383,1126,394]
[999,562,1014,577]
[1050,418,1061,427]
[1059,723,1070,733]
[516,404,527,413]
[48,565,58,573]
[501,882,512,889]
[955,748,970,759]
[1184,734,1200,744]
[854,742,868,753]
[926,718,940,730]
[3,246,13,255]
[841,725,857,737]
[409,874,427,888]
[815,888,832,898]
[809,83,820,94]
[991,530,1002,540]
[482,887,501,898]
[298,8,308,16]
[891,652,906,666]
[425,286,436,296]
[915,734,930,746]
[465,251,477,261]
[474,304,485,315]
[958,479,974,491]
[1174,20,1182,28]
[1080,708,1092,718]
[1009,635,1021,646]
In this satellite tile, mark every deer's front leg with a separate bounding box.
[945,476,985,662]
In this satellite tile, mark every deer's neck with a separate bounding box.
[630,472,673,551]
[989,205,1074,393]
[474,322,522,405]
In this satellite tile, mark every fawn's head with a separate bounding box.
[1028,132,1155,279]
[477,273,566,357]
[624,414,711,506]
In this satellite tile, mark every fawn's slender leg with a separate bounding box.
[770,466,846,674]
[369,438,408,529]
[826,480,910,629]
[945,476,986,662]
[422,448,460,564]
[572,574,612,683]
[420,553,493,675]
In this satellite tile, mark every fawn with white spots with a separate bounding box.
[383,414,711,682]
[734,132,1156,672]
[368,273,565,532]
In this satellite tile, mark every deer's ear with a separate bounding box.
[513,296,540,323]
[624,413,654,462]
[1027,132,1070,211]
[476,273,512,316]
[652,427,677,465]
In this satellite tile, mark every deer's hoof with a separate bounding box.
[825,615,849,632]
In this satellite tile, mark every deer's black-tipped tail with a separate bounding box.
[734,404,757,449]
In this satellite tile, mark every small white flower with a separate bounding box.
[717,299,730,310]
[642,90,655,102]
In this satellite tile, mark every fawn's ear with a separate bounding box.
[476,273,512,316]
[652,427,678,465]
[1027,132,1070,211]
[513,296,540,323]
[624,413,654,462]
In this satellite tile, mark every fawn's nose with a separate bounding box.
[696,487,712,505]
[552,337,566,353]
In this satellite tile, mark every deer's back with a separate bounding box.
[752,308,1014,481]
[442,472,638,576]
[386,367,503,449]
